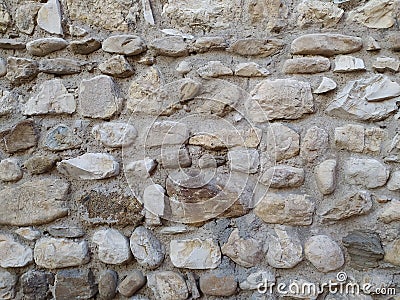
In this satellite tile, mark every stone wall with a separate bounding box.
[0,0,399,299]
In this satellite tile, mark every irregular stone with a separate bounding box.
[349,0,394,28]
[0,58,5,77]
[69,38,101,55]
[130,226,165,269]
[15,227,41,241]
[335,124,365,152]
[0,158,22,182]
[314,77,337,94]
[388,32,400,51]
[39,58,83,75]
[0,178,69,226]
[147,121,189,147]
[228,38,283,57]
[228,149,259,173]
[267,123,300,161]
[170,238,221,269]
[0,39,26,50]
[239,270,275,290]
[387,170,400,190]
[117,270,146,297]
[24,154,59,174]
[79,75,122,119]
[142,184,168,218]
[283,56,330,74]
[15,2,42,35]
[384,239,400,266]
[344,158,388,188]
[234,62,270,77]
[267,228,303,268]
[98,270,118,300]
[291,34,363,56]
[6,57,38,85]
[366,127,386,154]
[0,270,16,299]
[326,75,400,121]
[186,272,200,299]
[221,229,263,267]
[379,200,400,223]
[366,36,381,51]
[54,269,97,300]
[176,61,191,74]
[34,238,89,268]
[92,228,131,264]
[193,36,227,52]
[37,0,63,35]
[0,1,10,33]
[315,159,337,195]
[1,120,37,153]
[159,147,191,169]
[21,270,54,300]
[0,234,33,268]
[69,25,88,37]
[0,89,13,116]
[342,230,384,268]
[92,122,137,148]
[373,57,400,72]
[333,55,366,72]
[26,38,68,56]
[197,61,233,78]
[99,55,134,78]
[297,0,344,28]
[45,124,82,151]
[255,193,315,226]
[23,79,76,115]
[57,153,119,180]
[248,79,314,122]
[261,165,304,188]
[305,235,344,272]
[300,126,329,162]
[48,226,84,238]
[200,274,237,296]
[102,35,146,56]
[149,36,188,57]
[125,158,157,178]
[147,271,188,300]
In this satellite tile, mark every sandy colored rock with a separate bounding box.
[69,38,101,55]
[200,274,237,296]
[344,158,388,188]
[39,58,83,75]
[229,38,283,57]
[37,0,63,35]
[149,36,188,57]
[267,123,300,161]
[0,270,16,299]
[193,36,227,52]
[305,235,344,272]
[102,35,146,56]
[92,228,131,264]
[234,62,270,77]
[373,56,400,72]
[117,270,146,297]
[261,165,304,188]
[98,270,118,300]
[314,77,337,94]
[197,61,233,78]
[349,0,395,28]
[0,234,33,268]
[387,170,400,190]
[0,158,22,182]
[297,0,344,28]
[15,2,42,34]
[301,126,329,162]
[92,122,137,148]
[267,228,303,268]
[335,124,365,152]
[146,121,189,147]
[383,239,400,266]
[6,57,38,85]
[54,269,97,300]
[314,159,337,195]
[0,39,25,50]
[26,38,68,56]
[379,199,400,223]
[228,149,259,173]
[283,56,330,74]
[99,55,134,78]
[147,271,188,300]
[15,227,41,241]
[333,55,366,72]
[0,1,10,33]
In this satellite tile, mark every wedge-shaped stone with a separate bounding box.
[102,35,146,56]
[228,38,283,57]
[0,178,69,226]
[234,62,269,77]
[348,0,395,29]
[283,56,330,74]
[37,0,63,35]
[26,38,68,56]
[70,38,101,55]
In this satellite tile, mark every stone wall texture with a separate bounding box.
[0,0,400,299]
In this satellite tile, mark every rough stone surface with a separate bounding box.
[24,154,59,174]
[147,271,188,300]
[1,120,37,153]
[102,35,146,56]
[239,270,275,290]
[333,55,366,72]
[384,239,400,266]
[0,234,33,268]
[15,227,41,241]
[267,123,300,161]
[99,55,134,78]
[117,270,146,297]
[21,270,54,300]
[387,170,400,190]
[54,269,97,300]
[0,270,16,299]
[92,228,131,264]
[261,165,304,188]
[37,0,63,35]
[229,38,283,57]
[314,77,337,94]
[267,228,303,268]
[197,61,233,78]
[26,38,68,56]
[6,57,38,85]
[283,56,330,74]
[234,62,269,77]
[92,122,137,148]
[297,0,344,28]
[300,126,329,162]
[228,149,259,173]
[379,200,400,223]
[335,124,365,152]
[45,124,82,151]
[344,158,388,188]
[39,58,83,75]
[200,274,237,296]
[314,159,337,195]
[349,0,395,28]
[70,38,101,55]
[0,158,22,182]
[149,36,188,57]
[15,2,42,35]
[373,56,400,72]
[98,270,118,300]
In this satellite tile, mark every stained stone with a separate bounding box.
[0,270,16,299]
[344,158,388,188]
[99,55,134,78]
[348,0,395,28]
[0,89,13,116]
[200,274,237,296]
[15,227,41,241]
[21,270,54,300]
[228,149,259,173]
[6,57,39,85]
[193,36,227,52]
[197,61,233,78]
[24,154,59,174]
[92,122,137,148]
[234,62,270,77]
[1,120,37,153]
[364,127,385,154]
[70,38,101,55]
[92,228,131,264]
[37,0,63,35]
[0,2,10,33]
[261,165,304,188]
[48,226,84,238]
[387,171,400,190]
[0,178,69,226]
[147,271,188,300]
[335,124,364,152]
[305,235,344,272]
[45,124,82,151]
[102,35,146,56]
[297,0,344,28]
[314,159,337,195]
[0,158,22,182]
[314,77,337,94]
[300,126,329,162]
[384,239,400,266]
[54,269,97,300]
[267,228,303,268]
[15,2,42,35]
[379,200,400,223]
[117,270,146,297]
[39,58,83,75]
[0,234,33,268]
[149,36,188,57]
[283,56,330,74]
[333,55,366,72]
[228,38,283,57]
[98,270,118,300]
[267,123,300,161]
[0,39,25,50]
[26,38,68,56]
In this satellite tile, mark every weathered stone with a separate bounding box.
[248,79,314,122]
[366,36,381,51]
[291,34,363,56]
[388,32,400,51]
[149,36,188,57]
[365,127,384,152]
[92,122,137,148]
[255,193,315,226]
[54,269,97,300]
[344,158,388,188]
[0,58,5,77]
[387,170,400,190]
[176,61,192,74]
[23,79,76,115]
[142,184,168,218]
[69,25,88,37]
[39,58,83,75]
[21,270,54,300]
[349,0,395,28]
[26,38,68,56]
[297,0,344,28]
[342,230,384,268]
[335,124,365,152]
[70,38,101,55]
[170,238,221,269]
[228,149,259,173]
[6,57,38,85]
[267,123,300,161]
[147,121,189,147]
[261,165,304,188]
[24,154,59,175]
[314,77,337,94]
[229,38,283,57]
[315,159,337,195]
[0,39,25,50]
[0,1,10,33]
[34,238,89,268]
[130,226,165,269]
[48,226,84,238]
[234,62,270,77]
[326,75,400,121]
[79,75,122,119]
[283,56,330,74]
[197,61,233,78]
[193,36,227,52]
[15,2,42,35]
[92,228,131,265]
[125,158,157,178]
[300,126,329,162]
[0,158,22,182]
[37,0,63,35]
[0,89,13,116]
[57,153,119,180]
[102,35,146,56]
[305,235,344,272]
[159,147,191,169]
[1,120,37,153]
[379,200,400,223]
[384,239,400,266]
[373,57,400,72]
[333,55,366,72]
[0,178,69,226]
[239,270,275,290]
[0,270,16,299]
[99,55,134,78]
[98,270,118,300]
[267,228,303,268]
[117,270,146,297]
[200,274,237,296]
[0,234,33,268]
[15,227,41,241]
[45,124,82,151]
[147,271,188,300]
[221,229,263,267]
